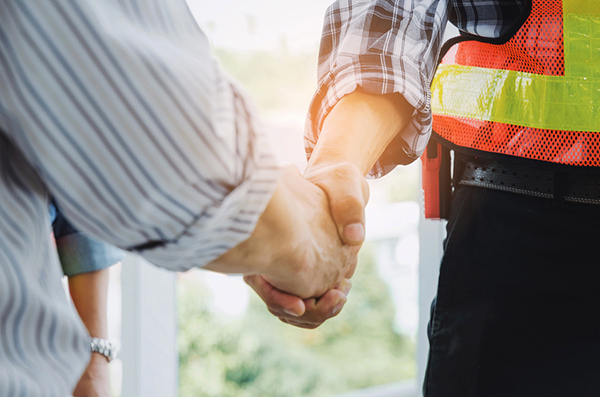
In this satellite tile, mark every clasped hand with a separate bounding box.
[206,163,368,329]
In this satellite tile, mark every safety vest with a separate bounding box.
[431,0,600,167]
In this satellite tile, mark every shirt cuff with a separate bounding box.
[136,134,280,271]
[57,233,123,277]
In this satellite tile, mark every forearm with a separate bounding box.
[306,90,414,176]
[68,269,109,339]
[69,269,112,397]
[306,1,450,174]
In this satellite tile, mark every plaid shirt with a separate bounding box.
[305,0,528,177]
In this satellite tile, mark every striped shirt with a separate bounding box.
[0,1,278,394]
[305,0,528,177]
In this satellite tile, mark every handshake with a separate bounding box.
[205,162,368,329]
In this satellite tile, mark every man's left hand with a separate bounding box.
[244,275,352,329]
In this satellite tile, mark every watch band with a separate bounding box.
[90,337,117,362]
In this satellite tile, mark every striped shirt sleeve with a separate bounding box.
[0,0,279,270]
[305,0,449,177]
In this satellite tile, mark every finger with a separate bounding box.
[278,295,348,329]
[276,286,349,328]
[303,298,317,312]
[344,250,359,279]
[314,288,347,318]
[335,278,352,296]
[244,275,306,317]
[306,163,369,246]
[275,289,349,329]
[279,317,321,330]
[331,171,369,246]
[246,277,351,329]
[296,279,351,323]
[293,289,348,325]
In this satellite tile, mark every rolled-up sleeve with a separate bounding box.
[305,0,449,177]
[50,203,124,277]
[0,0,279,270]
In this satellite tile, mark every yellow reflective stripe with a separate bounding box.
[564,11,600,78]
[432,3,600,132]
[431,64,600,132]
[563,0,600,15]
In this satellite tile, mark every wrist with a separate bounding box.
[90,337,117,363]
[204,167,307,278]
[308,90,413,176]
[89,351,110,365]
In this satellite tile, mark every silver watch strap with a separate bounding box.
[90,337,117,362]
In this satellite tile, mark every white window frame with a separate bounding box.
[121,255,178,397]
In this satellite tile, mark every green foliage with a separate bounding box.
[178,244,416,397]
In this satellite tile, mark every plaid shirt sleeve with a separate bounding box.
[305,0,450,177]
[305,0,528,177]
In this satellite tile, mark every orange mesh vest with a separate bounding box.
[431,0,600,167]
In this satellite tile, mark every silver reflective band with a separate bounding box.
[90,337,117,362]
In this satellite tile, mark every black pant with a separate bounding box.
[424,185,600,396]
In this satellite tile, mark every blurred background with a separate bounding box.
[97,1,446,396]
[180,1,421,395]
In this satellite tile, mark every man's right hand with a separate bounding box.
[205,164,359,300]
[257,165,360,299]
[244,162,369,328]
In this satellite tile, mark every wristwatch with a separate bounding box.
[90,337,117,362]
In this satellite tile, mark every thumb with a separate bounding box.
[306,163,369,246]
[330,184,367,246]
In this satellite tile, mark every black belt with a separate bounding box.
[458,157,600,205]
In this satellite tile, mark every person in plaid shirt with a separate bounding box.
[294,1,600,395]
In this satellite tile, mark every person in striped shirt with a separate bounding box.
[0,1,367,394]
